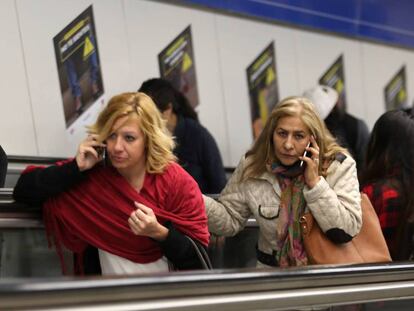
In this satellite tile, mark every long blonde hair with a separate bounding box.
[243,96,346,180]
[88,92,176,173]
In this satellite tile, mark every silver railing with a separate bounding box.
[1,262,414,310]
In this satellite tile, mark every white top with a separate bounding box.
[98,249,170,275]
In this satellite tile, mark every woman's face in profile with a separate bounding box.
[106,116,146,173]
[272,115,311,166]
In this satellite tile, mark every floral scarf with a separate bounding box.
[269,162,308,267]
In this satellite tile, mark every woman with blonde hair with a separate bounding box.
[205,96,362,267]
[13,92,209,275]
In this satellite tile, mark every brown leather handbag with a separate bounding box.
[300,193,392,265]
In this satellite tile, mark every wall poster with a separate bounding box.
[384,66,407,111]
[319,54,346,111]
[246,42,279,140]
[158,25,199,108]
[53,5,104,131]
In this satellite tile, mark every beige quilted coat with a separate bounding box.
[204,155,362,267]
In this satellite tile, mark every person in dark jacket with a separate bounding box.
[303,85,370,174]
[139,78,226,194]
[0,145,7,187]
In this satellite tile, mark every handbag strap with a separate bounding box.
[185,235,213,270]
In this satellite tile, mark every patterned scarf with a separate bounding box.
[269,162,308,267]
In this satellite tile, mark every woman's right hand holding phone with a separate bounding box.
[300,135,321,189]
[76,134,106,172]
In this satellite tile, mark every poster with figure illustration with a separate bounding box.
[158,25,199,108]
[319,54,346,111]
[53,5,104,129]
[246,42,279,140]
[384,66,407,111]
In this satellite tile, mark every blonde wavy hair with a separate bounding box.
[243,96,347,180]
[88,92,176,174]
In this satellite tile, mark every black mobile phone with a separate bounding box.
[300,142,312,167]
[94,146,105,157]
[94,146,107,166]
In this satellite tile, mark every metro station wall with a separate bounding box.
[0,0,37,156]
[1,0,414,167]
[123,0,230,165]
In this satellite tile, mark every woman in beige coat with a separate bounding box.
[205,96,362,267]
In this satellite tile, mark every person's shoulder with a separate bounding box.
[161,161,181,177]
[182,117,219,151]
[344,113,369,129]
[183,117,211,135]
[336,152,356,165]
[326,152,356,172]
[231,154,252,177]
[181,117,201,130]
[344,112,358,121]
[162,161,198,185]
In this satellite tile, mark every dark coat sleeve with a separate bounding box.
[0,145,7,188]
[200,127,227,194]
[13,159,86,205]
[160,222,209,270]
[355,119,370,172]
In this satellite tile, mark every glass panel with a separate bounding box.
[209,227,259,269]
[328,299,414,311]
[364,299,414,310]
[0,228,71,277]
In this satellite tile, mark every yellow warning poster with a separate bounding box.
[246,42,279,140]
[158,26,199,108]
[319,54,346,110]
[53,5,104,129]
[384,66,407,111]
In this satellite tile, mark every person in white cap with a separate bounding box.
[303,85,369,174]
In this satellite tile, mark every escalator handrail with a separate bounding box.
[7,155,66,164]
[1,262,414,310]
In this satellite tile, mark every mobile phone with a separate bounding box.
[94,146,107,165]
[94,146,105,157]
[300,142,312,167]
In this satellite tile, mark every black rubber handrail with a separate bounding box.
[7,155,66,164]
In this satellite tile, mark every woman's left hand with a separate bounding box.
[299,135,321,188]
[128,202,169,241]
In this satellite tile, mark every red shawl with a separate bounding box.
[41,161,209,273]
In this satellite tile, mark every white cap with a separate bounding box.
[303,85,338,120]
